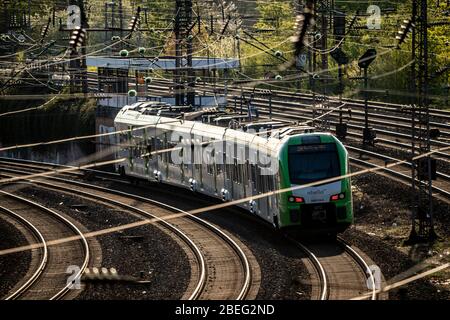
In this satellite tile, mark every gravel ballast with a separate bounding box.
[90,179,312,300]
[342,167,450,300]
[13,185,190,300]
[0,213,32,298]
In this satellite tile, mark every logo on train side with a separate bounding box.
[307,189,326,195]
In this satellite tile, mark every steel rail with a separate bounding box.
[1,204,48,300]
[0,163,252,300]
[0,190,90,300]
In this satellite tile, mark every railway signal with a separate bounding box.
[358,49,377,146]
[333,9,346,41]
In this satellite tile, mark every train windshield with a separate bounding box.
[288,144,340,185]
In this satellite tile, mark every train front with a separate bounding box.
[278,134,353,234]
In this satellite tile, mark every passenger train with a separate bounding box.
[114,101,353,234]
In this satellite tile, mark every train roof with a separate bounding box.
[115,102,323,153]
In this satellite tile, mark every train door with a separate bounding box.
[224,152,233,200]
[202,138,216,196]
[215,149,225,198]
[185,137,194,187]
[255,166,264,216]
[163,132,169,180]
[170,133,185,185]
[193,137,203,191]
[156,130,165,180]
[232,158,245,201]
[241,159,252,212]
[264,174,273,221]
[145,135,158,180]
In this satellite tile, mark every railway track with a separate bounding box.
[144,81,450,158]
[0,160,257,300]
[288,236,378,300]
[249,111,450,202]
[144,79,450,124]
[0,158,383,300]
[220,97,450,201]
[91,76,450,122]
[346,146,450,203]
[0,190,90,300]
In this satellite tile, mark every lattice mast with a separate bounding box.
[174,0,195,106]
[409,0,437,241]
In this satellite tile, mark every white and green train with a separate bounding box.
[114,102,353,234]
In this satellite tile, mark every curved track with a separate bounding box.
[288,235,378,300]
[0,158,382,300]
[346,146,450,203]
[0,190,90,300]
[0,203,48,299]
[0,161,256,300]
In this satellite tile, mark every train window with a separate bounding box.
[256,166,262,193]
[226,163,233,181]
[250,164,257,187]
[216,152,223,174]
[242,162,248,183]
[168,142,177,165]
[233,159,239,184]
[288,144,340,184]
[146,144,152,158]
[268,175,275,192]
[206,153,214,175]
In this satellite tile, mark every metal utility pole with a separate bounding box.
[119,0,124,39]
[174,0,195,107]
[68,0,89,94]
[318,1,329,74]
[313,1,331,131]
[363,66,369,131]
[185,0,195,106]
[174,0,183,106]
[408,0,437,243]
[104,2,108,44]
[357,49,377,145]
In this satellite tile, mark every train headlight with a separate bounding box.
[330,193,345,201]
[288,196,304,203]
